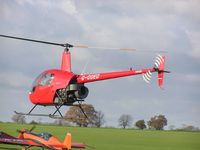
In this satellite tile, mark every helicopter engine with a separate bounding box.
[55,84,89,104]
[73,84,89,99]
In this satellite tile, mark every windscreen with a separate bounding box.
[30,73,42,93]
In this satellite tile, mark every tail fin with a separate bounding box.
[156,55,165,88]
[154,54,170,88]
[63,133,72,150]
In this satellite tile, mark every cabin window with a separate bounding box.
[37,132,52,140]
[39,73,54,86]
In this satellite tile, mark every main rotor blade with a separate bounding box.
[74,45,136,51]
[0,34,73,48]
[74,45,167,53]
[0,34,167,53]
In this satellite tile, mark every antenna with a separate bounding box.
[81,60,90,75]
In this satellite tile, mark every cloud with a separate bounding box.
[15,0,78,15]
[185,30,200,58]
[185,74,200,84]
[0,72,32,89]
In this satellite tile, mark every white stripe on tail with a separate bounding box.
[142,70,152,83]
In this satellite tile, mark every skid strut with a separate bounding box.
[51,104,64,118]
[28,104,38,114]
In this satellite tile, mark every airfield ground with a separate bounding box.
[0,122,199,150]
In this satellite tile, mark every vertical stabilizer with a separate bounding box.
[63,133,72,150]
[155,55,166,88]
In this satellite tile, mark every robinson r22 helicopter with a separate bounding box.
[0,34,170,119]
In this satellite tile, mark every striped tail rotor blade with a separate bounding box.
[154,55,164,68]
[142,71,152,84]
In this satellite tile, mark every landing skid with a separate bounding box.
[14,111,53,117]
[49,114,71,120]
[14,104,62,118]
[14,101,89,119]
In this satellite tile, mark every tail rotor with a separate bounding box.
[142,54,170,88]
[142,71,152,84]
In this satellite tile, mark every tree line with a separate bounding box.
[65,104,168,130]
[11,104,199,131]
[118,114,167,130]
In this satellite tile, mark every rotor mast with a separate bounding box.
[61,49,71,72]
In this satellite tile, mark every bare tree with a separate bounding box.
[94,111,105,127]
[118,114,132,129]
[65,104,97,127]
[135,120,146,129]
[12,114,26,124]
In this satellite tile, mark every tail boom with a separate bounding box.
[77,68,156,84]
[77,54,169,88]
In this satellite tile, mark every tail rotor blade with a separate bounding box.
[154,55,164,68]
[142,70,152,84]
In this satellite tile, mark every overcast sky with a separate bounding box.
[0,0,200,129]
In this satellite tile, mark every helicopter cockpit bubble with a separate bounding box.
[30,73,54,93]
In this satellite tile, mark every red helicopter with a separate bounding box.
[0,34,170,119]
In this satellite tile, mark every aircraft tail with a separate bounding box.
[143,54,170,88]
[63,133,71,150]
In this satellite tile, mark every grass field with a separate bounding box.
[0,122,200,150]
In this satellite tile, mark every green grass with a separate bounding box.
[0,122,200,150]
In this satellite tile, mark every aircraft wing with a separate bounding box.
[0,132,16,139]
[0,132,49,148]
[0,132,30,146]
